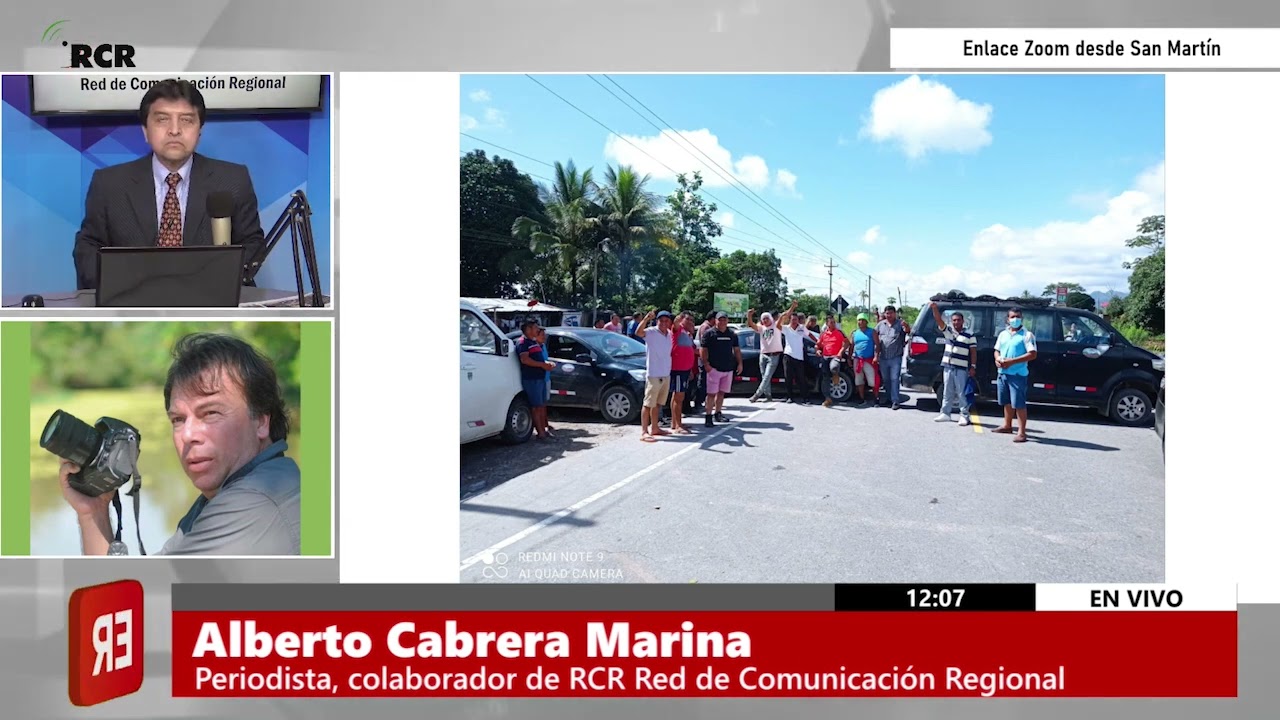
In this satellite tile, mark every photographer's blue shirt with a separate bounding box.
[155,440,301,556]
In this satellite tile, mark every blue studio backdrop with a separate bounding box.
[1,75,332,296]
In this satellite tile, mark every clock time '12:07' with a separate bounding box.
[907,588,965,609]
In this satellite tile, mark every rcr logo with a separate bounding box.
[65,42,137,68]
[42,20,137,68]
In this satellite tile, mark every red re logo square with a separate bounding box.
[68,580,144,707]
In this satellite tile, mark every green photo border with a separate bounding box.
[0,320,332,556]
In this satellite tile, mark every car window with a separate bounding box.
[548,335,590,362]
[738,330,758,350]
[934,308,981,336]
[595,333,647,359]
[991,309,1056,341]
[460,310,500,355]
[1061,314,1111,347]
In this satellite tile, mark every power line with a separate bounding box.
[525,74,838,274]
[598,74,856,269]
[461,128,872,294]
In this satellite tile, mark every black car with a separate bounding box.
[1154,376,1165,454]
[505,327,648,423]
[902,296,1165,426]
[729,326,844,400]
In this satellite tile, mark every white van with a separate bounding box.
[459,300,533,445]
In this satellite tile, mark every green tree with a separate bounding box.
[1124,215,1165,333]
[675,260,749,314]
[1042,282,1086,297]
[599,164,663,308]
[1065,291,1097,312]
[459,150,545,297]
[722,250,788,312]
[511,160,600,305]
[789,292,830,318]
[666,172,723,268]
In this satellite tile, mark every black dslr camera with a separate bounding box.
[39,410,142,497]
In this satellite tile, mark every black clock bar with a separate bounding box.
[834,584,1038,611]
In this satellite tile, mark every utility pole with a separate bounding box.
[825,258,838,316]
[866,276,872,313]
[897,286,903,308]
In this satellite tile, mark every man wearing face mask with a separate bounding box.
[58,333,301,555]
[994,307,1038,443]
[744,308,783,403]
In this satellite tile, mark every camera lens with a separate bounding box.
[39,410,102,468]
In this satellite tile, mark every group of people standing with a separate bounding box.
[529,297,1040,445]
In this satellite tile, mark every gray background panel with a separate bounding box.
[0,0,1262,716]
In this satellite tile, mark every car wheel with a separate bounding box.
[822,371,855,403]
[1109,387,1153,427]
[601,386,639,424]
[499,396,534,444]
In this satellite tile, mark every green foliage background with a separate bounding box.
[28,322,303,540]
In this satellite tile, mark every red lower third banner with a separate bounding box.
[170,611,1237,698]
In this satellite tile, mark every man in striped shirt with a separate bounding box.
[928,301,977,426]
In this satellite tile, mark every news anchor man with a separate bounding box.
[72,78,267,290]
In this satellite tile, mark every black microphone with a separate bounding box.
[207,192,235,247]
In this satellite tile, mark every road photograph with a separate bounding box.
[459,73,1166,583]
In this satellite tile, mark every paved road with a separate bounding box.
[459,391,1163,584]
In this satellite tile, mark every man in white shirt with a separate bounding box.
[634,310,674,442]
[744,308,785,402]
[778,300,816,404]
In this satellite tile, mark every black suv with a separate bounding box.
[901,294,1165,426]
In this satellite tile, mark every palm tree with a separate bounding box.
[859,290,869,309]
[511,160,600,304]
[598,164,661,308]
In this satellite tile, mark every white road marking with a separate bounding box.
[459,407,771,572]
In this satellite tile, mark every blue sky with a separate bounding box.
[460,74,1165,306]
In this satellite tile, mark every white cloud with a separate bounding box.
[483,107,507,128]
[469,89,492,103]
[860,75,994,159]
[874,162,1165,306]
[847,250,873,267]
[716,212,736,228]
[603,128,794,193]
[861,226,884,245]
[460,114,479,131]
[775,169,799,196]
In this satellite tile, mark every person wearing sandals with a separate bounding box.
[994,307,1038,443]
[667,312,698,434]
[635,310,675,442]
[744,307,783,403]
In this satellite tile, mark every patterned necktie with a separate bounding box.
[157,172,183,247]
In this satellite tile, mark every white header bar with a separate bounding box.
[891,28,1279,69]
[1036,585,1237,611]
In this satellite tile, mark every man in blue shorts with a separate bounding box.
[516,320,556,440]
[994,307,1038,443]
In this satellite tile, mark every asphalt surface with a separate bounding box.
[459,391,1164,584]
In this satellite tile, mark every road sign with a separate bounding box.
[713,292,749,317]
[831,295,849,314]
[1056,286,1068,304]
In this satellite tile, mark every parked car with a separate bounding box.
[1154,375,1165,455]
[506,327,648,423]
[729,326,850,400]
[459,300,533,445]
[902,295,1165,426]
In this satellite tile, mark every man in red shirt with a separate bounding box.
[818,316,850,408]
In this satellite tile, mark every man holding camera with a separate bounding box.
[58,333,301,556]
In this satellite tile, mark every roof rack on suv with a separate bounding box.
[927,290,1052,307]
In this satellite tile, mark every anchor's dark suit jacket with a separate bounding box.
[72,153,267,290]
